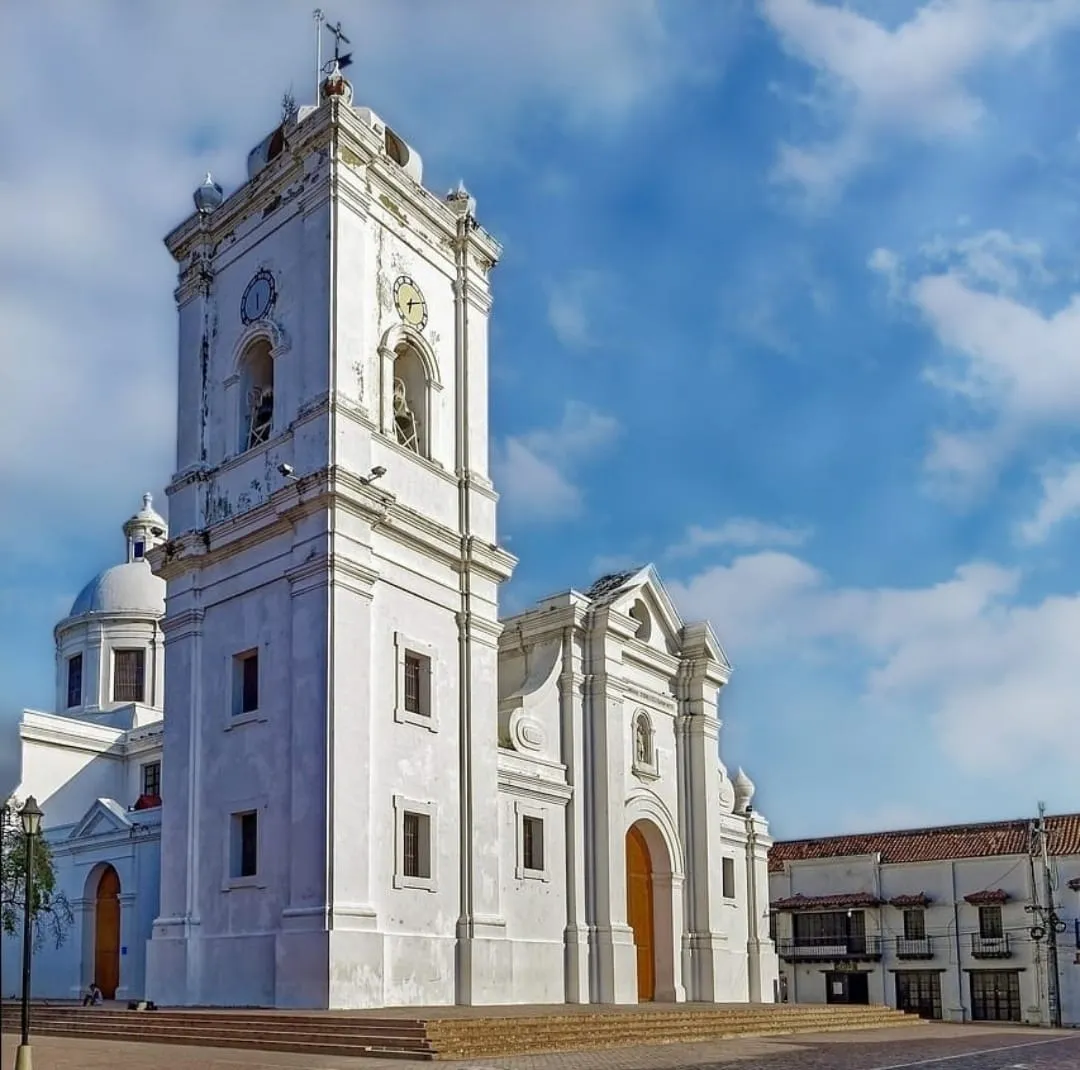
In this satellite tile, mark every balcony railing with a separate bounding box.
[971,933,1011,958]
[895,936,934,959]
[777,935,882,962]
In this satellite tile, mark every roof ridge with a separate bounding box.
[773,810,1080,845]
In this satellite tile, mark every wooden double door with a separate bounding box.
[626,825,655,1001]
[94,866,121,999]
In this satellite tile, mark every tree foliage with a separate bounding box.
[1,798,74,950]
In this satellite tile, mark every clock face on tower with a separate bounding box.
[393,275,428,330]
[241,270,276,325]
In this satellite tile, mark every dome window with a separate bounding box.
[66,654,83,709]
[132,539,145,561]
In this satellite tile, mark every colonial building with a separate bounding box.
[1,496,168,1002]
[768,815,1080,1026]
[3,64,776,1010]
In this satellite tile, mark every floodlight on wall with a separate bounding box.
[359,466,387,486]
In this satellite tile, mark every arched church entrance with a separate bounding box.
[94,866,121,999]
[626,824,654,999]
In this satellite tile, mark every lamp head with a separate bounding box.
[19,795,43,836]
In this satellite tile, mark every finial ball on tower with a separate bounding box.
[321,61,353,104]
[194,172,224,215]
[446,179,476,218]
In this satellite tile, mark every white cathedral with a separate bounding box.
[2,65,777,1010]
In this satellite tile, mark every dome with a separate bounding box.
[68,560,165,618]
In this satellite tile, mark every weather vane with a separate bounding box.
[324,19,352,71]
[313,9,352,99]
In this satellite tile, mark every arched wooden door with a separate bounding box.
[94,866,121,999]
[626,825,655,1001]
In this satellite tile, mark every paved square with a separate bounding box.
[4,1025,1080,1070]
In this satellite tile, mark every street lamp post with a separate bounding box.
[15,795,43,1070]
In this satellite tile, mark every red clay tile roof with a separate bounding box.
[771,892,880,911]
[768,812,1080,872]
[964,889,1009,905]
[888,894,932,907]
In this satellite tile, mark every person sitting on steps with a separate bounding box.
[81,982,103,1006]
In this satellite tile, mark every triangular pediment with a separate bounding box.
[590,565,733,678]
[603,566,684,654]
[68,798,133,840]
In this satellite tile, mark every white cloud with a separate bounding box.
[668,549,1080,772]
[920,229,1053,293]
[868,246,903,301]
[1018,461,1080,543]
[547,271,610,349]
[868,230,1080,492]
[493,402,620,523]
[669,517,811,557]
[761,0,1080,200]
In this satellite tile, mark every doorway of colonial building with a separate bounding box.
[825,970,869,1005]
[895,970,943,1019]
[626,824,655,1000]
[94,865,121,999]
[970,970,1021,1022]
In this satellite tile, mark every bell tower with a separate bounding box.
[147,58,516,1009]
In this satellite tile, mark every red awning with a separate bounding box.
[888,893,932,908]
[770,892,880,911]
[963,888,1009,905]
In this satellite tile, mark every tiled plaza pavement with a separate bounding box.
[4,1025,1080,1070]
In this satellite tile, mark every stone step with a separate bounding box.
[0,1003,919,1060]
[1,1012,428,1037]
[0,1025,434,1060]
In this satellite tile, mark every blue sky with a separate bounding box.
[3,0,1080,838]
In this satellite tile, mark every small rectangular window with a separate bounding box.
[231,810,258,879]
[403,653,428,715]
[722,857,736,899]
[133,540,145,560]
[522,815,544,872]
[66,654,83,708]
[113,649,145,703]
[979,905,1004,938]
[232,650,259,716]
[141,761,161,798]
[904,908,926,940]
[402,810,431,879]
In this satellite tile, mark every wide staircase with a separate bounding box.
[1,1001,919,1060]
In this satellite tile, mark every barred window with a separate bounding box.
[113,649,145,703]
[404,654,423,714]
[402,810,431,879]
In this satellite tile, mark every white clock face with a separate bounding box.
[241,272,275,324]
